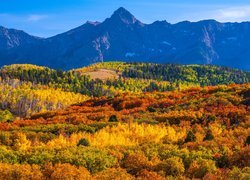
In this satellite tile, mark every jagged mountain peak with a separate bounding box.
[150,20,171,27]
[114,7,129,13]
[108,7,142,25]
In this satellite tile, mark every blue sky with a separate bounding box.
[1,0,250,37]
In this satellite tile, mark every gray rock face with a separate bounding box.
[0,26,41,50]
[0,7,250,70]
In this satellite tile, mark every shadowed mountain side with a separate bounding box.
[0,7,250,70]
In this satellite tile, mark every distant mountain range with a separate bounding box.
[1,7,250,70]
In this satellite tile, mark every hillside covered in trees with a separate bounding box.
[1,62,249,96]
[0,62,249,179]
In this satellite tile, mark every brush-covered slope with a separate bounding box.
[0,84,249,179]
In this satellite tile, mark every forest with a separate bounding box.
[0,62,249,179]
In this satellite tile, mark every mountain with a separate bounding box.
[0,26,41,50]
[1,7,250,70]
[0,26,41,65]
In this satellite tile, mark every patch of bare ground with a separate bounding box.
[83,69,119,80]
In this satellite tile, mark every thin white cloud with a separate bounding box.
[215,6,250,22]
[27,14,48,22]
[170,5,250,23]
[0,13,48,23]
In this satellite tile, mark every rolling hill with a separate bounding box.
[0,61,248,116]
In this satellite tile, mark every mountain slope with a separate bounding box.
[1,7,250,70]
[0,26,42,66]
[0,26,41,50]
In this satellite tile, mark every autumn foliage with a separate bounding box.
[0,71,249,179]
